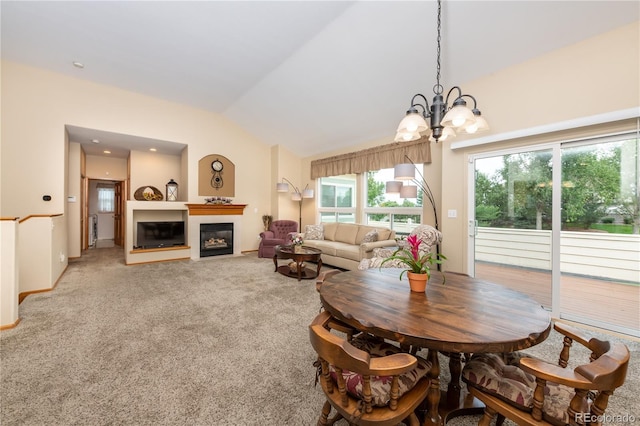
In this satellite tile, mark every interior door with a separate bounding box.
[114,181,124,246]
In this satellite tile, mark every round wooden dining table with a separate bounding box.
[319,268,552,426]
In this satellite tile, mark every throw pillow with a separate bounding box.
[361,229,378,243]
[304,224,324,240]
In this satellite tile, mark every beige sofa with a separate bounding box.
[301,223,396,270]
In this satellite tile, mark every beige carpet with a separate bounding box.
[1,247,638,425]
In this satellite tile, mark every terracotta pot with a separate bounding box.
[407,272,428,292]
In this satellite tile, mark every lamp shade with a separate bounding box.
[385,181,403,194]
[465,115,489,134]
[394,130,421,142]
[394,163,416,180]
[429,126,456,142]
[400,185,418,198]
[302,188,314,198]
[291,192,302,201]
[396,112,429,134]
[276,182,289,192]
[441,104,475,129]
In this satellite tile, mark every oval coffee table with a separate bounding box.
[273,245,322,281]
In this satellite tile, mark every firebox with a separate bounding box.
[200,223,233,257]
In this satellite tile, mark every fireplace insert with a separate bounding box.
[200,223,233,257]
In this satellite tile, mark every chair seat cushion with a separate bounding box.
[329,337,430,407]
[463,353,589,426]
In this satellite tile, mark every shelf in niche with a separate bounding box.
[130,245,190,254]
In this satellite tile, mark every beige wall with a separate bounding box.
[1,61,274,253]
[302,21,640,274]
[1,21,637,267]
[85,154,128,181]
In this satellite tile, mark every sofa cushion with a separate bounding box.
[335,223,359,245]
[322,223,338,241]
[304,224,324,240]
[336,245,361,262]
[303,240,338,256]
[377,228,392,241]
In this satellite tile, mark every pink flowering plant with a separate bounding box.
[381,234,446,282]
[291,234,304,246]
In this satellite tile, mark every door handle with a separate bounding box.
[468,220,478,237]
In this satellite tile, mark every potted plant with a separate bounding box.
[262,214,273,231]
[381,234,446,292]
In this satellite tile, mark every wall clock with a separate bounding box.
[211,159,224,188]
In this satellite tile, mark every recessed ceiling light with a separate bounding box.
[72,61,85,69]
[103,150,111,154]
[91,139,100,144]
[149,148,157,152]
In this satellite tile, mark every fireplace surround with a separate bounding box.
[186,204,247,260]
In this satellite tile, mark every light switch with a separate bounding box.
[447,209,457,218]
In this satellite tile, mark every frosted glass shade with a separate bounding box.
[394,163,416,180]
[397,112,428,134]
[441,104,475,129]
[465,115,489,134]
[276,182,289,192]
[429,126,457,142]
[291,192,302,201]
[394,130,421,142]
[302,188,314,198]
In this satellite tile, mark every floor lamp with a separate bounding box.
[276,178,314,232]
[386,155,441,269]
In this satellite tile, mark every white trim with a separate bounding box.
[450,108,640,150]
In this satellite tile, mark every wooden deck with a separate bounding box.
[475,262,639,337]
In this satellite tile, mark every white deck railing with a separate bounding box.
[476,227,640,283]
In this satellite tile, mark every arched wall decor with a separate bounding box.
[198,154,235,197]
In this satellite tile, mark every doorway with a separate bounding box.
[87,179,125,248]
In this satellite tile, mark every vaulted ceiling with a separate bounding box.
[2,1,638,157]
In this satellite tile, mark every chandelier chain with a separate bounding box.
[434,0,443,95]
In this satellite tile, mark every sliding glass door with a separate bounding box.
[472,149,553,309]
[559,136,639,336]
[470,133,639,336]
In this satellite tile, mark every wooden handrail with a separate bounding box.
[18,214,63,223]
[0,217,20,221]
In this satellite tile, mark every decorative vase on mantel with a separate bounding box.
[407,272,428,293]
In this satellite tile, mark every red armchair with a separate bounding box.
[258,220,298,258]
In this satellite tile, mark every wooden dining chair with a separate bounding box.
[309,311,431,426]
[462,322,630,426]
[315,270,362,342]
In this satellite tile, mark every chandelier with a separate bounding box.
[395,0,488,143]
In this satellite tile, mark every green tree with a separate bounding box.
[562,145,620,229]
[367,171,385,207]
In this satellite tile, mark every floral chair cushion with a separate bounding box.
[328,336,430,407]
[304,224,324,240]
[462,353,589,426]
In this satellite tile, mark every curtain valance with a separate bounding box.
[310,138,431,179]
[311,137,431,179]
